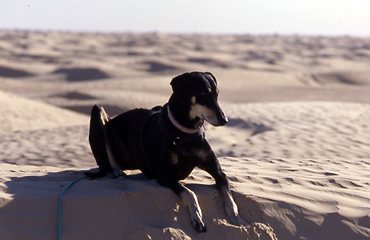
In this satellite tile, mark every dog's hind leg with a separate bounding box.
[87,105,121,178]
[98,106,123,177]
[86,105,110,178]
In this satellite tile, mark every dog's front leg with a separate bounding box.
[219,184,241,225]
[201,154,242,225]
[179,186,206,232]
[158,179,206,233]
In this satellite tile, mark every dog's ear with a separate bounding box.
[204,72,217,85]
[170,72,192,94]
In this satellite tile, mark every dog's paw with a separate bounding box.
[191,217,207,233]
[111,171,124,179]
[225,198,243,226]
[226,209,250,226]
[108,167,124,178]
[228,213,242,226]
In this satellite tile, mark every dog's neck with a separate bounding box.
[166,97,204,134]
[167,105,203,134]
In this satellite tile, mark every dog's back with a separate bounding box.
[110,108,164,178]
[88,106,158,177]
[110,108,153,150]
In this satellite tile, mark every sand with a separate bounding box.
[1,30,370,239]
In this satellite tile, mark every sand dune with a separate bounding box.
[0,90,88,133]
[1,30,370,239]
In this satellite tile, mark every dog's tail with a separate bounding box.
[85,105,111,179]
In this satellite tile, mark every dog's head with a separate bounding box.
[170,72,228,126]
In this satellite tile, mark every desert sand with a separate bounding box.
[1,30,370,239]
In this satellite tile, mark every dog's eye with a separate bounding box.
[216,89,219,95]
[201,88,212,96]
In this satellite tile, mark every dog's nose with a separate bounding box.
[218,114,228,126]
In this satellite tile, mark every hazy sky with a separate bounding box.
[1,0,370,36]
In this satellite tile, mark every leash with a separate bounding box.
[58,175,88,240]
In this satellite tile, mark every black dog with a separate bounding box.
[86,72,241,232]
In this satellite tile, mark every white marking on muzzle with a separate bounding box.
[190,104,220,126]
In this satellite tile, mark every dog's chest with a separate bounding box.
[171,145,207,160]
[170,146,209,168]
[170,152,196,180]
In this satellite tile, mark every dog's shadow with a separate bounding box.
[1,169,268,239]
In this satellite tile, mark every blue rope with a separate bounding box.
[58,176,88,240]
